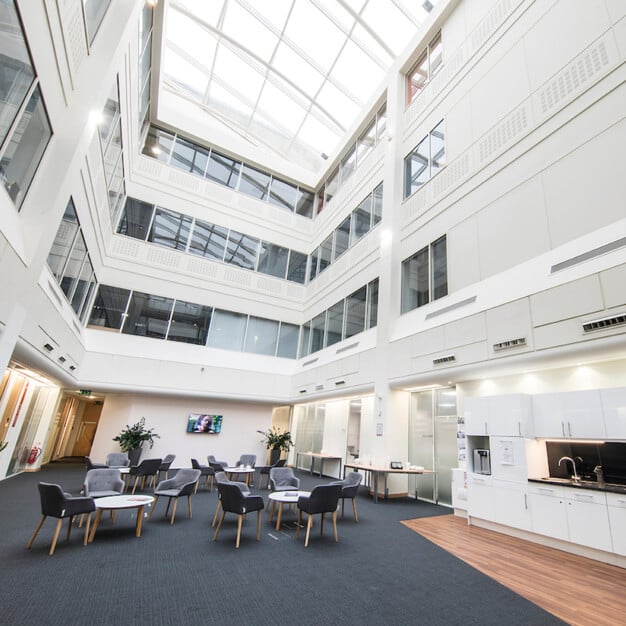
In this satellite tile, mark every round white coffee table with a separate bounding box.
[88,494,154,542]
[268,490,311,530]
[225,466,256,486]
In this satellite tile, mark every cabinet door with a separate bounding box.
[528,488,568,541]
[464,397,488,435]
[607,494,626,556]
[489,437,528,483]
[566,491,611,552]
[493,482,531,531]
[467,475,495,521]
[562,390,606,439]
[488,394,531,436]
[601,387,626,439]
[531,393,565,438]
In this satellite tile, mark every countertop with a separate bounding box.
[528,477,626,495]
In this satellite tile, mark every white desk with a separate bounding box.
[268,490,311,530]
[88,495,154,541]
[296,452,342,478]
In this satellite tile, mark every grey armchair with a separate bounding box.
[106,452,130,467]
[269,466,300,492]
[158,454,176,481]
[330,471,363,522]
[149,468,201,525]
[27,482,95,555]
[84,456,106,470]
[296,484,342,547]
[191,458,214,492]
[84,468,125,498]
[211,472,250,527]
[127,458,162,493]
[207,455,229,467]
[213,482,264,548]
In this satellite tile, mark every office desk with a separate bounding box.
[296,452,342,479]
[343,463,434,503]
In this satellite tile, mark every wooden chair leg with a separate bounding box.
[165,497,171,517]
[187,495,192,519]
[27,515,46,549]
[296,510,302,539]
[50,518,64,556]
[83,514,91,546]
[170,498,178,525]
[352,498,358,522]
[149,495,159,519]
[236,514,243,548]
[132,477,139,494]
[213,511,225,541]
[256,509,262,541]
[211,500,222,527]
[194,479,199,494]
[304,514,313,547]
[66,516,74,541]
[332,510,339,542]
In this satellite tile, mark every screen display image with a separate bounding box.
[186,413,223,434]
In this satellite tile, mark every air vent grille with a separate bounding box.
[315,384,324,391]
[302,358,318,367]
[58,356,66,363]
[582,314,626,333]
[336,342,359,354]
[493,337,527,352]
[433,354,456,365]
[335,380,346,386]
[43,343,54,352]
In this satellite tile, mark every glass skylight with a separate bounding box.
[160,0,439,171]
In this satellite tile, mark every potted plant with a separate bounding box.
[113,417,159,465]
[257,427,293,465]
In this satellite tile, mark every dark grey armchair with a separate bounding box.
[296,484,342,547]
[211,472,250,527]
[213,482,264,548]
[84,456,106,470]
[207,455,229,467]
[269,466,300,492]
[191,458,214,492]
[127,458,162,493]
[149,468,201,525]
[158,454,176,481]
[329,471,363,522]
[27,482,95,555]
[84,468,125,498]
[257,458,286,490]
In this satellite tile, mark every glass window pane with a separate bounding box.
[88,285,130,329]
[356,121,375,166]
[326,301,344,347]
[60,231,87,300]
[207,309,246,351]
[324,167,339,205]
[310,312,326,353]
[0,1,35,147]
[300,321,311,358]
[139,4,153,54]
[277,322,299,359]
[309,248,319,281]
[239,163,270,200]
[287,250,307,284]
[257,242,288,279]
[404,135,429,199]
[170,136,208,176]
[431,235,448,301]
[122,292,173,339]
[142,126,174,162]
[268,177,297,211]
[376,105,386,142]
[407,51,428,105]
[117,197,153,240]
[167,300,212,345]
[429,32,443,78]
[372,182,383,225]
[206,150,240,188]
[83,0,113,45]
[0,85,51,209]
[340,144,356,183]
[315,188,325,216]
[244,316,279,356]
[430,120,446,176]
[401,247,429,313]
[98,83,120,150]
[345,286,366,338]
[47,200,79,280]
[189,220,227,261]
[149,208,191,250]
[352,195,371,242]
[225,230,259,270]
[77,274,97,323]
[367,278,379,328]
[70,256,94,316]
[318,234,333,273]
[334,215,351,260]
[295,189,314,217]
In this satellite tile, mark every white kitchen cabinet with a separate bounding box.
[467,474,495,521]
[607,492,626,556]
[528,485,569,541]
[493,480,532,531]
[489,436,528,483]
[600,387,626,439]
[532,390,606,439]
[464,395,532,436]
[565,490,611,553]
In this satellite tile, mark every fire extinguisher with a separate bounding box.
[27,446,42,464]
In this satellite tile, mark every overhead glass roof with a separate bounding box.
[160,0,439,172]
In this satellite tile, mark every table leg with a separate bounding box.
[275,502,283,530]
[88,508,104,542]
[320,459,325,477]
[135,505,145,537]
[373,473,379,504]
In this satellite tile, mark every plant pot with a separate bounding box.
[128,447,142,466]
[269,448,281,465]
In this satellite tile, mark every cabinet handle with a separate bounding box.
[484,421,488,435]
[518,421,522,436]
[574,494,594,502]
[524,493,528,509]
[561,421,566,436]
[539,488,554,494]
[567,422,572,437]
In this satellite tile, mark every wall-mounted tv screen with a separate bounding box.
[186,413,223,434]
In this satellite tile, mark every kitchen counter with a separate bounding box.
[529,477,626,495]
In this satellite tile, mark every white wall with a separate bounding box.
[90,394,275,468]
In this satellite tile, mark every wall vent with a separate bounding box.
[551,237,626,273]
[425,296,476,320]
[582,314,626,333]
[335,380,346,386]
[302,358,318,367]
[336,342,359,354]
[69,365,76,371]
[315,384,324,391]
[299,389,307,394]
[493,337,527,352]
[43,343,54,352]
[58,356,66,363]
[433,354,456,365]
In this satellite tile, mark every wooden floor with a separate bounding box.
[403,515,626,626]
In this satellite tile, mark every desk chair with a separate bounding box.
[296,484,342,547]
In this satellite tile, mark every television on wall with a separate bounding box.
[186,413,223,434]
